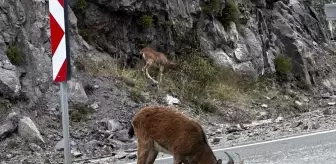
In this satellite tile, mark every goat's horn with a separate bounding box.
[224,152,234,164]
[235,153,244,164]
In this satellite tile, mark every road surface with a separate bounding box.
[127,129,336,164]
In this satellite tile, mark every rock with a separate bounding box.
[227,135,237,140]
[257,111,269,120]
[18,116,44,145]
[323,108,333,115]
[272,127,279,131]
[165,94,180,105]
[212,137,221,145]
[7,112,20,124]
[71,149,83,158]
[301,125,308,130]
[28,143,42,152]
[114,129,132,142]
[275,116,284,123]
[311,123,320,130]
[84,139,100,151]
[238,123,247,130]
[90,102,99,110]
[115,151,127,159]
[107,119,122,132]
[215,128,222,134]
[321,93,331,99]
[261,104,268,108]
[68,79,89,106]
[0,113,19,141]
[0,67,21,98]
[110,139,137,150]
[55,138,77,151]
[290,121,303,128]
[295,101,303,106]
[226,125,240,133]
[128,153,137,159]
[93,85,100,89]
[327,102,336,106]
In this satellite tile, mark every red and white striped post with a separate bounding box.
[49,0,72,163]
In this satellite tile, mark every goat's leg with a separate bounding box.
[142,62,149,72]
[136,138,153,164]
[158,65,164,84]
[145,66,158,84]
[173,155,183,164]
[145,148,159,164]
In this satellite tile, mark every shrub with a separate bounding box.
[140,14,153,29]
[220,0,240,28]
[275,55,292,75]
[79,28,89,41]
[70,104,94,122]
[74,55,119,76]
[77,0,87,11]
[6,46,22,66]
[275,54,292,81]
[202,0,222,14]
[162,49,247,112]
[129,88,146,103]
[6,140,19,149]
[193,99,219,113]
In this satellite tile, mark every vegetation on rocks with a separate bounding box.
[74,48,255,113]
[220,0,240,28]
[5,46,22,66]
[202,0,222,14]
[139,14,153,29]
[275,54,293,81]
[69,104,95,122]
[76,0,87,12]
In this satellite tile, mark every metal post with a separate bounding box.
[60,82,71,164]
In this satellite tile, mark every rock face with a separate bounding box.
[0,0,98,108]
[0,0,334,105]
[69,0,336,88]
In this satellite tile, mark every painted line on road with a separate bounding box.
[126,128,336,163]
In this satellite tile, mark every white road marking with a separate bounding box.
[126,129,336,163]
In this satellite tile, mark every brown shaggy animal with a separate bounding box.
[139,47,177,84]
[128,105,241,164]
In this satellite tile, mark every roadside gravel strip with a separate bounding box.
[73,109,336,164]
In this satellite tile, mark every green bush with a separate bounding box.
[275,54,292,82]
[79,28,89,41]
[77,0,87,11]
[70,104,94,122]
[6,46,22,65]
[140,14,153,29]
[275,55,292,75]
[193,99,219,113]
[129,88,146,103]
[220,0,240,28]
[163,49,247,112]
[202,0,222,14]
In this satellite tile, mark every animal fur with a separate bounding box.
[128,105,242,164]
[139,47,177,84]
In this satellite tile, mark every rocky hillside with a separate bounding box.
[1,0,336,163]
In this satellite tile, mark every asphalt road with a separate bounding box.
[128,129,336,164]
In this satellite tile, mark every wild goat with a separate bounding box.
[128,105,243,164]
[139,47,177,84]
